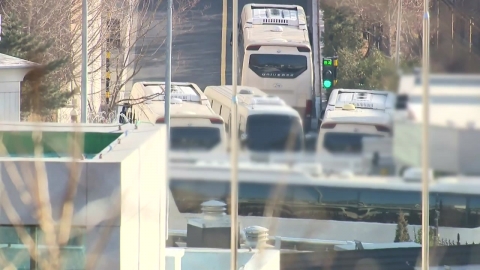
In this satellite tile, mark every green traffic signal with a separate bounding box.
[323,80,332,88]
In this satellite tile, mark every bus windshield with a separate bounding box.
[171,127,221,151]
[323,132,383,154]
[248,54,307,78]
[246,114,304,152]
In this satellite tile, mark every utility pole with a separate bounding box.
[395,0,403,68]
[421,0,430,268]
[230,0,239,269]
[81,0,88,123]
[164,0,173,260]
[312,0,321,129]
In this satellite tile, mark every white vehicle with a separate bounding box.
[119,82,227,151]
[203,85,304,152]
[168,162,480,243]
[396,73,480,127]
[324,89,396,116]
[317,89,395,154]
[235,4,314,125]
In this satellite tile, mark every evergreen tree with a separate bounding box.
[413,227,438,246]
[394,211,411,242]
[0,15,73,119]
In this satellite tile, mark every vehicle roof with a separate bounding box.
[241,4,309,47]
[397,74,480,127]
[170,163,480,195]
[243,25,309,47]
[328,89,395,111]
[323,109,392,126]
[147,102,220,119]
[131,81,219,119]
[398,74,480,96]
[132,81,207,102]
[204,85,300,117]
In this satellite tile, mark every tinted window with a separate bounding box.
[359,189,421,224]
[323,132,383,154]
[170,180,293,217]
[431,193,468,227]
[170,180,229,213]
[246,114,304,152]
[292,186,358,221]
[169,179,475,229]
[239,183,293,218]
[467,196,480,228]
[171,127,221,151]
[248,54,307,78]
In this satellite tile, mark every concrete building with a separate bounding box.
[0,54,37,122]
[0,122,167,269]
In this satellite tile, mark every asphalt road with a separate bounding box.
[133,0,223,90]
[133,0,311,90]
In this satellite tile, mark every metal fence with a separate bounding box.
[56,109,118,124]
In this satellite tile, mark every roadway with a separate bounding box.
[133,0,311,90]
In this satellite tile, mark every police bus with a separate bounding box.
[204,85,304,152]
[234,3,314,129]
[317,89,395,154]
[119,82,227,151]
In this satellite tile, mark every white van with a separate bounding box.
[204,85,304,152]
[119,82,227,152]
[317,102,393,155]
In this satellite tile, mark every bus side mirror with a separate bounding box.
[230,32,233,46]
[239,133,247,148]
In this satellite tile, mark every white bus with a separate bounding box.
[203,85,304,152]
[317,89,395,154]
[119,82,227,151]
[234,4,314,127]
[168,162,480,243]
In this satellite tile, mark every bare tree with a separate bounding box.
[68,0,203,119]
[324,0,424,58]
[1,0,203,123]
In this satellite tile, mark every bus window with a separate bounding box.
[239,183,293,218]
[358,189,420,224]
[246,114,303,152]
[170,127,221,151]
[323,132,383,154]
[433,193,468,228]
[170,179,229,213]
[248,54,308,78]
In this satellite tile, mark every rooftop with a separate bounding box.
[0,54,38,69]
[0,122,154,160]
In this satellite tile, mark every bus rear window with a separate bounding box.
[248,54,307,79]
[246,114,304,152]
[323,132,383,154]
[171,127,221,151]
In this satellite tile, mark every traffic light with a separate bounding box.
[322,57,338,91]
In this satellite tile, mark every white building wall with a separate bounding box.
[0,67,33,122]
[0,124,166,269]
[0,82,21,122]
